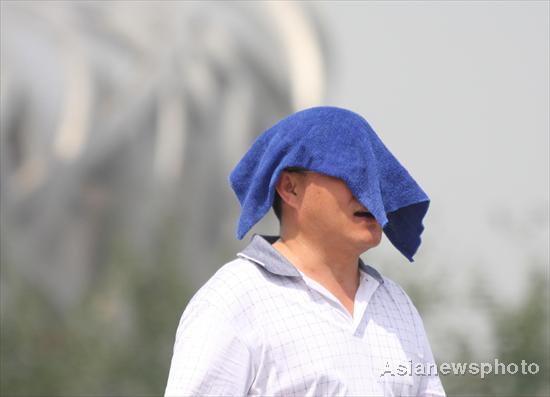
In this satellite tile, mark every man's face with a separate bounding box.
[293,171,383,253]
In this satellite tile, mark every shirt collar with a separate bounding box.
[237,234,384,285]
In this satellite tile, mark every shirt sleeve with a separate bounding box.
[164,298,254,397]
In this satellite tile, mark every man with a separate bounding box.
[165,107,446,396]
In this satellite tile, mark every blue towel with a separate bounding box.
[229,106,429,261]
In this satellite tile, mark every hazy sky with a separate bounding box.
[316,1,549,302]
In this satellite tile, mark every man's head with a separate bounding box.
[229,106,430,261]
[273,167,383,254]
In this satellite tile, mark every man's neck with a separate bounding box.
[272,233,361,298]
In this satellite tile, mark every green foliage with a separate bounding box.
[439,268,550,396]
[1,226,193,396]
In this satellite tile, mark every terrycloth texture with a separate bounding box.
[228,106,430,261]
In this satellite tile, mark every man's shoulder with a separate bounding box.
[186,256,269,315]
[366,267,418,310]
[379,274,407,295]
[373,271,424,320]
[214,256,269,288]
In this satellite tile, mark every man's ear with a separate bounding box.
[275,172,300,210]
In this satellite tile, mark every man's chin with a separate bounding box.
[357,234,382,252]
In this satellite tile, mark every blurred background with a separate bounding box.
[0,1,548,396]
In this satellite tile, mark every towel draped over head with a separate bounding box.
[229,106,430,262]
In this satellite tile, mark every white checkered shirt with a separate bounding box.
[165,234,446,396]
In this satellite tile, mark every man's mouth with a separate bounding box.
[354,211,375,220]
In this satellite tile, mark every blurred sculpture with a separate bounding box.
[0,1,327,310]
